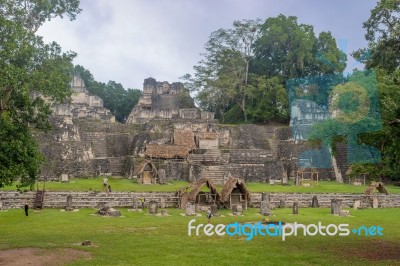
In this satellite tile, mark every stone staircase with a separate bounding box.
[268,138,280,160]
[188,149,224,165]
[82,132,107,157]
[200,165,231,185]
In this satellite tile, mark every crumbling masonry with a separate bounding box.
[36,76,349,184]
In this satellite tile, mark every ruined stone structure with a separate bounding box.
[36,77,347,184]
[52,75,115,122]
[126,77,213,124]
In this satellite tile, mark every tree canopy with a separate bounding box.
[0,0,80,188]
[187,15,345,124]
[74,65,142,123]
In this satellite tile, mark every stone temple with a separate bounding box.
[36,76,350,184]
[126,77,214,124]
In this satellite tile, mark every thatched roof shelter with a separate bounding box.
[174,130,196,149]
[296,166,319,186]
[220,177,250,207]
[297,167,318,174]
[135,160,158,176]
[135,160,159,184]
[176,178,219,209]
[145,144,189,159]
[365,182,389,195]
[176,184,194,209]
[188,178,219,202]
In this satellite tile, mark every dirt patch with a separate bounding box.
[0,248,91,266]
[336,240,400,262]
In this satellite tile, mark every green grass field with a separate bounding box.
[0,207,399,265]
[2,177,400,194]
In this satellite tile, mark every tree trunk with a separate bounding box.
[240,97,247,122]
[245,60,249,86]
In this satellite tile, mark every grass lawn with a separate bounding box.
[2,177,400,194]
[0,207,399,265]
[246,181,400,194]
[0,178,189,192]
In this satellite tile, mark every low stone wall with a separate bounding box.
[0,191,177,209]
[250,193,400,208]
[1,191,399,210]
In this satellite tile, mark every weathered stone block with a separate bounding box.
[331,199,342,215]
[260,201,271,215]
[292,202,299,214]
[149,201,158,214]
[96,205,121,217]
[132,198,138,209]
[60,174,69,182]
[311,196,319,208]
[186,202,196,216]
[232,204,243,215]
[160,197,166,209]
[353,199,361,209]
[65,195,73,211]
[158,169,167,184]
[373,196,379,208]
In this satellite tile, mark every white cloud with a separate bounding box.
[37,0,376,89]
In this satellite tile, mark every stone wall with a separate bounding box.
[0,191,177,209]
[1,191,399,209]
[250,193,400,208]
[36,111,348,184]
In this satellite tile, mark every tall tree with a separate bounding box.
[0,0,81,33]
[252,14,346,79]
[350,0,399,180]
[246,75,288,123]
[0,0,80,188]
[186,19,261,122]
[353,0,400,71]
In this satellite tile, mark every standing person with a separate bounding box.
[140,197,145,209]
[24,204,29,217]
[207,208,212,224]
[103,177,108,192]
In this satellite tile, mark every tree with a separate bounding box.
[0,0,81,33]
[187,19,261,122]
[73,65,142,122]
[353,0,400,71]
[0,0,81,188]
[252,14,346,79]
[350,0,400,180]
[246,75,288,123]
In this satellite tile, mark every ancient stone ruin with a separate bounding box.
[35,76,355,186]
[126,77,213,124]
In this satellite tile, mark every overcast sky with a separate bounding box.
[37,0,378,90]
